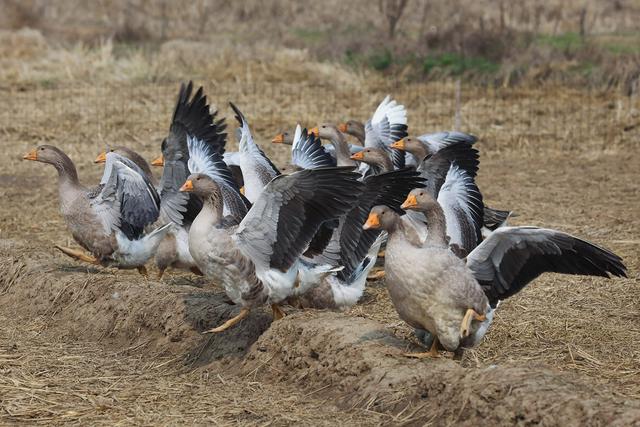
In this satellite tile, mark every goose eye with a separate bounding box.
[39,147,44,151]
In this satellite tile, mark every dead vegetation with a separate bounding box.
[0,30,639,424]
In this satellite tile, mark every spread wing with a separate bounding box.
[230,101,280,179]
[159,81,227,226]
[233,167,362,272]
[437,165,484,254]
[467,227,628,307]
[370,95,408,146]
[188,135,251,222]
[291,125,336,169]
[418,131,477,152]
[320,168,426,280]
[418,142,480,197]
[91,153,160,240]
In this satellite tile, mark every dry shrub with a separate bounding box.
[0,28,48,59]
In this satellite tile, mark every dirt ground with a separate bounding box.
[1,38,640,425]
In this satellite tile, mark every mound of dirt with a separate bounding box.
[2,239,640,425]
[0,239,271,365]
[242,311,640,425]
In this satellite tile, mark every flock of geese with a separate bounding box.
[23,81,627,358]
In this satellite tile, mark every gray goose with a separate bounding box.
[23,146,169,274]
[391,134,513,233]
[363,195,627,358]
[181,167,362,331]
[152,82,249,278]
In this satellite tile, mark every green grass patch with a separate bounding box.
[535,32,584,50]
[422,52,499,76]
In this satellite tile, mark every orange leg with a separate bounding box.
[204,308,250,333]
[460,309,486,338]
[54,245,99,265]
[404,336,441,359]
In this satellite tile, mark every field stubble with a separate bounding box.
[0,35,639,425]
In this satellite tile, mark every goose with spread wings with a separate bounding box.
[23,145,170,274]
[181,167,362,332]
[151,82,249,278]
[361,192,627,358]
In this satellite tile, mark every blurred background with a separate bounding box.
[0,0,638,159]
[2,0,640,89]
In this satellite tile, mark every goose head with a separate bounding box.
[271,130,294,145]
[363,205,401,231]
[391,136,430,159]
[23,145,70,168]
[179,173,222,199]
[338,120,365,144]
[401,188,439,213]
[350,147,393,172]
[309,123,342,142]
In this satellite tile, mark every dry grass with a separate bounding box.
[0,31,639,424]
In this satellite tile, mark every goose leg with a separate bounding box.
[204,308,250,333]
[460,309,486,338]
[367,268,386,281]
[271,304,286,320]
[404,336,441,359]
[54,245,99,264]
[136,265,148,277]
[157,268,166,280]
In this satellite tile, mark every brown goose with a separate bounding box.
[363,194,627,358]
[181,167,362,332]
[23,146,170,274]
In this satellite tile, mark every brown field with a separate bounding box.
[1,31,640,425]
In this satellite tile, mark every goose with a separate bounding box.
[23,146,170,275]
[180,167,362,331]
[392,134,514,240]
[290,167,426,310]
[151,81,249,278]
[362,194,627,358]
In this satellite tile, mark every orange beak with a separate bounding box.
[350,151,364,161]
[151,154,164,167]
[338,122,348,133]
[308,127,319,137]
[179,180,193,192]
[23,148,38,161]
[390,139,406,150]
[272,133,285,144]
[363,213,381,230]
[94,151,107,164]
[401,194,418,210]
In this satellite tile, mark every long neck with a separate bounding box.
[330,131,356,167]
[200,192,225,226]
[351,122,365,144]
[53,154,80,187]
[422,203,448,247]
[407,142,430,163]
